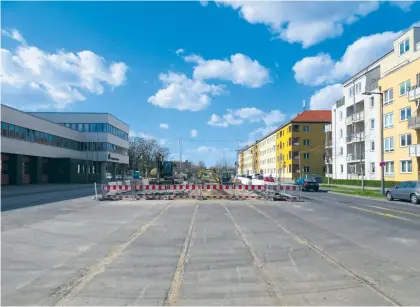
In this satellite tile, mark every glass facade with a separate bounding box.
[1,122,128,155]
[59,123,128,140]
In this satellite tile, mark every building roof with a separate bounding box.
[291,110,332,123]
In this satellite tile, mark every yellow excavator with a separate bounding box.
[197,169,235,184]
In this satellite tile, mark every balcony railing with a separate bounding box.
[408,116,420,129]
[408,86,420,101]
[325,139,332,147]
[346,132,365,143]
[409,144,420,157]
[325,124,332,132]
[346,153,365,161]
[345,111,365,125]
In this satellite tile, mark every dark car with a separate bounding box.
[386,181,420,204]
[301,178,319,192]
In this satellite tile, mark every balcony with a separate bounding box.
[345,111,365,125]
[325,139,332,147]
[408,86,420,101]
[408,116,420,129]
[346,153,365,162]
[325,124,332,132]
[409,144,420,157]
[346,132,365,143]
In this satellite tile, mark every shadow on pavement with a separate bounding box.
[1,188,94,212]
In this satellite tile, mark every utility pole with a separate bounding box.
[179,138,182,175]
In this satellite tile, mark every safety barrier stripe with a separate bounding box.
[102,184,300,191]
[102,195,265,200]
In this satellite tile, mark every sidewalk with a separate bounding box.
[320,183,380,191]
[1,184,94,198]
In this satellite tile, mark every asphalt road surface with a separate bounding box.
[2,192,420,305]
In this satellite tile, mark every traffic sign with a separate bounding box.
[379,161,385,167]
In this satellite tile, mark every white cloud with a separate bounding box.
[1,29,128,110]
[175,48,184,55]
[309,84,343,110]
[190,129,198,137]
[208,107,285,128]
[215,1,381,47]
[147,72,224,111]
[160,123,169,129]
[184,53,270,88]
[249,125,276,140]
[391,1,414,12]
[1,28,27,45]
[293,30,402,86]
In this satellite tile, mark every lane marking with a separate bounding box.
[164,203,198,306]
[248,204,402,306]
[366,205,420,218]
[350,206,410,221]
[53,203,172,305]
[223,203,285,306]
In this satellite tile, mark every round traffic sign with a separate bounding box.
[379,161,385,167]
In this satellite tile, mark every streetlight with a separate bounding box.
[362,88,385,195]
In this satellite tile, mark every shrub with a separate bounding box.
[322,177,399,188]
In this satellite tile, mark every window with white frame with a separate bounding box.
[303,125,310,132]
[400,107,411,121]
[303,153,310,159]
[355,82,362,94]
[383,88,394,105]
[384,113,393,128]
[384,137,394,152]
[400,133,412,147]
[349,86,354,97]
[303,139,310,146]
[370,162,375,174]
[303,166,310,173]
[370,119,375,130]
[371,141,375,151]
[340,129,343,138]
[370,97,374,108]
[399,38,410,56]
[385,161,394,176]
[340,164,344,173]
[400,160,412,173]
[400,80,411,96]
[340,147,343,155]
[339,111,343,120]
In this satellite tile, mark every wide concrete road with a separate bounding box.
[2,195,420,306]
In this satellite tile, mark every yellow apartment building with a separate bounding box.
[275,110,332,180]
[379,26,420,181]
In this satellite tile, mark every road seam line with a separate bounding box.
[350,206,410,221]
[223,203,286,306]
[52,202,173,305]
[164,203,198,306]
[248,203,402,306]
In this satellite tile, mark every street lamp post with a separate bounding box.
[363,88,385,195]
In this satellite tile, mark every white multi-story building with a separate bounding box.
[1,105,129,185]
[258,132,277,176]
[243,145,253,175]
[330,64,382,180]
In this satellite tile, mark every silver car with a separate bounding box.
[386,181,420,204]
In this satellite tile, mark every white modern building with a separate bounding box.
[330,63,382,180]
[258,132,276,176]
[1,105,129,185]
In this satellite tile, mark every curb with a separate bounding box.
[327,191,420,208]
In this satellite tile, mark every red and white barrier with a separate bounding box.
[102,184,299,192]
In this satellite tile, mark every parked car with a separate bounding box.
[386,181,420,204]
[297,178,319,192]
[264,176,275,183]
[306,174,323,183]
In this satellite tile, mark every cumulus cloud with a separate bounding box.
[147,72,224,111]
[175,48,184,55]
[190,129,198,137]
[1,29,128,110]
[293,30,403,86]
[248,125,277,140]
[309,84,343,110]
[184,53,270,88]
[214,1,381,47]
[208,107,286,128]
[160,123,169,129]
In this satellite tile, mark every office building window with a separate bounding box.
[400,160,412,173]
[384,137,394,152]
[371,141,375,151]
[370,162,375,174]
[383,88,394,105]
[400,134,412,147]
[399,38,409,56]
[400,80,411,96]
[400,107,411,121]
[370,119,375,130]
[384,113,393,128]
[385,161,394,176]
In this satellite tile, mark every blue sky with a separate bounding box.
[2,1,419,166]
